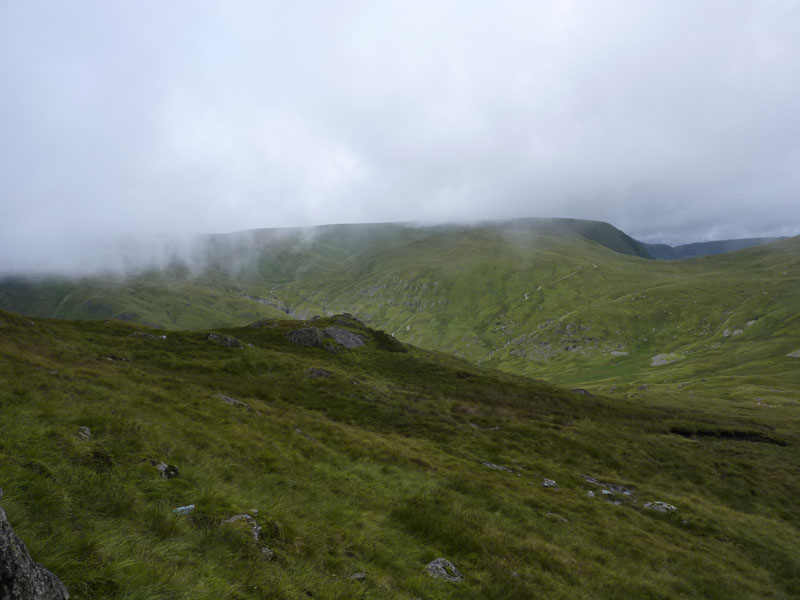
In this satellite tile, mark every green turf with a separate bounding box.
[1,308,799,598]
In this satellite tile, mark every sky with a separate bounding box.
[2,1,800,272]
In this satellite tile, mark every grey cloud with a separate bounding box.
[1,0,799,272]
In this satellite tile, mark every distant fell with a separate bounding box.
[640,236,784,260]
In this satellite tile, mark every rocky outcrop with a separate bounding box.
[0,505,70,599]
[200,333,242,348]
[286,327,364,350]
[286,327,325,348]
[322,327,365,349]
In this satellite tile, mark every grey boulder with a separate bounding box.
[0,505,70,599]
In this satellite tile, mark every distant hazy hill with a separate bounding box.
[640,237,784,260]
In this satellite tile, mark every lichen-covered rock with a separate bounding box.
[201,333,242,348]
[221,514,261,540]
[644,501,677,513]
[425,558,463,582]
[0,506,70,599]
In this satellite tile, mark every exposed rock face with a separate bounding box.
[322,327,365,349]
[201,333,242,348]
[425,558,463,582]
[286,327,365,350]
[0,506,70,599]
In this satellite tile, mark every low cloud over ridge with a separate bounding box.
[1,1,799,273]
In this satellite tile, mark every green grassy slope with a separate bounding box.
[1,219,798,404]
[1,309,799,599]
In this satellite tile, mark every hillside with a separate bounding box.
[1,309,799,598]
[1,219,797,404]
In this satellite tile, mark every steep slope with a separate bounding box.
[1,309,799,598]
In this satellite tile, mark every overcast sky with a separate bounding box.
[2,1,799,272]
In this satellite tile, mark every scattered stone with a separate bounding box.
[172,504,195,515]
[470,423,501,431]
[481,462,513,473]
[571,388,593,396]
[731,329,744,337]
[201,333,242,348]
[294,427,316,441]
[152,461,180,479]
[101,354,128,362]
[425,558,463,583]
[746,320,757,327]
[786,350,800,358]
[644,501,677,513]
[221,513,262,540]
[306,367,333,378]
[0,505,70,599]
[215,393,257,413]
[546,511,568,523]
[651,353,681,366]
[586,490,595,498]
[261,547,275,560]
[582,475,634,496]
[129,332,167,341]
[601,489,613,496]
[637,384,649,391]
[723,328,732,337]
[349,572,367,582]
[76,426,92,441]
[323,327,365,349]
[610,351,629,356]
[542,478,558,489]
